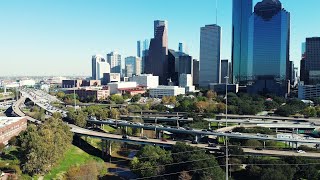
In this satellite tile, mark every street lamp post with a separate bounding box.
[73,80,76,111]
[224,76,229,180]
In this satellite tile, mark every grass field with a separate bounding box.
[44,145,104,180]
[102,125,116,133]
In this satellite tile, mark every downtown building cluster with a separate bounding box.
[89,0,320,99]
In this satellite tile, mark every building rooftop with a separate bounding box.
[0,117,26,128]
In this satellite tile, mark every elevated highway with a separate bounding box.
[11,89,320,158]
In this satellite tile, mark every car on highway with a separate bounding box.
[255,147,263,151]
[122,135,130,139]
[232,132,242,135]
[192,140,198,144]
[297,150,306,153]
[141,136,148,140]
[161,138,168,142]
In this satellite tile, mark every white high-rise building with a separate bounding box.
[107,51,122,74]
[199,24,221,87]
[179,74,195,92]
[92,55,110,80]
[131,74,159,89]
[97,61,110,80]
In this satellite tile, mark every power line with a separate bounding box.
[131,162,320,180]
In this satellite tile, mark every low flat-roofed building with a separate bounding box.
[62,80,83,88]
[0,117,27,145]
[81,80,101,86]
[102,73,121,85]
[149,86,185,98]
[130,74,159,89]
[66,87,109,101]
[108,82,138,95]
[117,87,146,96]
[209,83,239,94]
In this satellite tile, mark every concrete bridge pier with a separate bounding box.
[195,135,200,142]
[107,140,112,156]
[157,130,162,139]
[101,139,106,157]
[141,128,144,137]
[263,141,266,149]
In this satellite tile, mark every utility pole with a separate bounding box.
[225,76,229,180]
[74,79,76,111]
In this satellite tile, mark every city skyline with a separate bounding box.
[1,0,320,76]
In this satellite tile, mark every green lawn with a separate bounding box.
[44,145,104,180]
[83,137,102,150]
[102,125,116,133]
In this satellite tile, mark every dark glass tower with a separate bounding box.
[304,37,320,84]
[145,20,169,85]
[248,0,290,81]
[232,0,252,84]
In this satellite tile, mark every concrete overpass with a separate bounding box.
[12,89,320,158]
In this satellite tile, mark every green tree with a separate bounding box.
[131,94,141,102]
[245,139,262,148]
[110,108,120,119]
[18,118,73,175]
[130,145,173,178]
[179,171,192,180]
[206,90,217,100]
[110,95,124,104]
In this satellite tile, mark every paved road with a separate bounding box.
[11,89,320,158]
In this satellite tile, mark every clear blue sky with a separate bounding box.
[0,0,319,76]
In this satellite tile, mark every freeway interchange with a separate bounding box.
[11,88,320,158]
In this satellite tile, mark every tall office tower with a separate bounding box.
[199,24,221,87]
[145,20,169,85]
[154,20,168,37]
[300,42,307,83]
[137,41,142,57]
[248,0,290,82]
[221,59,229,83]
[178,43,184,53]
[125,56,141,76]
[302,42,306,58]
[125,64,134,78]
[232,0,252,84]
[288,61,294,85]
[303,37,320,84]
[193,59,199,87]
[179,55,193,76]
[107,51,122,74]
[168,49,179,85]
[141,39,150,73]
[92,55,110,80]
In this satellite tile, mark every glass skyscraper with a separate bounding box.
[199,24,221,87]
[248,0,290,82]
[232,0,252,84]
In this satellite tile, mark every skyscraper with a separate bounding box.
[193,59,199,87]
[107,51,122,74]
[232,0,252,84]
[92,55,110,80]
[137,41,141,58]
[125,56,141,77]
[303,37,320,84]
[145,20,169,85]
[178,42,184,53]
[248,0,290,82]
[221,59,229,83]
[199,24,221,87]
[141,39,150,73]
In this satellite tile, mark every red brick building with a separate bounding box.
[0,117,27,145]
